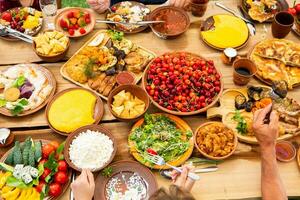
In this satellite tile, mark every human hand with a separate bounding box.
[171,165,195,192]
[86,0,110,14]
[252,103,279,149]
[165,0,191,8]
[71,169,95,200]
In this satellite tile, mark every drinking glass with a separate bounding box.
[39,0,57,29]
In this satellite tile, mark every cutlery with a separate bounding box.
[96,19,165,26]
[160,166,217,179]
[69,171,76,200]
[146,153,200,181]
[215,2,256,36]
[0,25,33,43]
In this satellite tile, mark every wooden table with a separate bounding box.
[1,0,300,199]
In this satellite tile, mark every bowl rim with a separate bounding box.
[32,29,70,58]
[45,87,104,136]
[148,6,190,37]
[275,141,296,162]
[194,121,238,160]
[63,124,117,172]
[142,51,224,116]
[107,84,150,120]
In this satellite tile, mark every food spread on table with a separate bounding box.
[106,1,150,32]
[129,114,193,168]
[47,89,97,133]
[144,52,222,114]
[0,64,54,116]
[250,39,300,89]
[61,30,155,99]
[195,122,236,159]
[0,7,43,35]
[33,30,69,56]
[112,90,146,119]
[0,138,70,199]
[2,1,300,198]
[201,14,249,49]
[68,129,114,171]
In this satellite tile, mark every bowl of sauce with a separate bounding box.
[148,6,190,38]
[275,141,296,162]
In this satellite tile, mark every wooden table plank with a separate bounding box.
[4,118,300,200]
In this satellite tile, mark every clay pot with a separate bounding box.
[272,11,294,38]
[233,58,257,86]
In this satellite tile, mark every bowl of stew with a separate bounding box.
[148,6,190,38]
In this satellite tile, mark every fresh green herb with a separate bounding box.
[84,58,96,78]
[107,30,124,41]
[232,110,248,135]
[0,99,6,107]
[10,99,29,116]
[44,152,58,183]
[56,142,65,160]
[13,76,26,88]
[130,113,190,163]
[101,167,113,177]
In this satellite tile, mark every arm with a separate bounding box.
[253,104,287,200]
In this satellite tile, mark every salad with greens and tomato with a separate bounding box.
[129,114,192,165]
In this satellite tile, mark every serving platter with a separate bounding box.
[94,160,158,200]
[142,51,223,116]
[60,30,156,100]
[128,113,194,169]
[64,124,117,172]
[45,87,104,136]
[106,1,151,34]
[207,86,300,144]
[0,64,57,117]
[240,0,289,23]
[200,14,250,50]
[0,7,43,41]
[248,39,300,90]
[0,139,72,200]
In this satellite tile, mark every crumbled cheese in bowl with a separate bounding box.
[69,130,114,170]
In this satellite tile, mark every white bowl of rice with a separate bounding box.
[64,125,117,172]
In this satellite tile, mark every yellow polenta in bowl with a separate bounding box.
[46,88,104,135]
[200,14,249,50]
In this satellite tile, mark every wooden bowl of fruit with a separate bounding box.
[142,52,223,116]
[33,30,70,62]
[54,7,95,38]
[107,85,150,122]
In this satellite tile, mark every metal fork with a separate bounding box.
[147,154,200,181]
[96,19,165,26]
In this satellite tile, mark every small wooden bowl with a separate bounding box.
[54,7,96,38]
[33,30,70,62]
[276,141,296,162]
[194,122,238,160]
[45,87,104,136]
[64,124,117,172]
[149,6,190,39]
[142,52,223,116]
[107,85,150,122]
[0,132,14,148]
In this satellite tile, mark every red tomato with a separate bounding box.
[40,168,51,180]
[54,171,68,184]
[68,29,75,36]
[57,160,68,171]
[79,28,86,34]
[67,11,74,18]
[39,158,47,165]
[49,141,59,150]
[147,148,157,155]
[49,183,62,197]
[295,4,300,14]
[287,7,297,15]
[111,6,117,12]
[42,144,55,158]
[1,12,12,22]
[36,181,46,193]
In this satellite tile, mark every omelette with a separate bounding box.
[48,89,96,133]
[201,14,249,49]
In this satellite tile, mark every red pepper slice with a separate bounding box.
[147,148,158,155]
